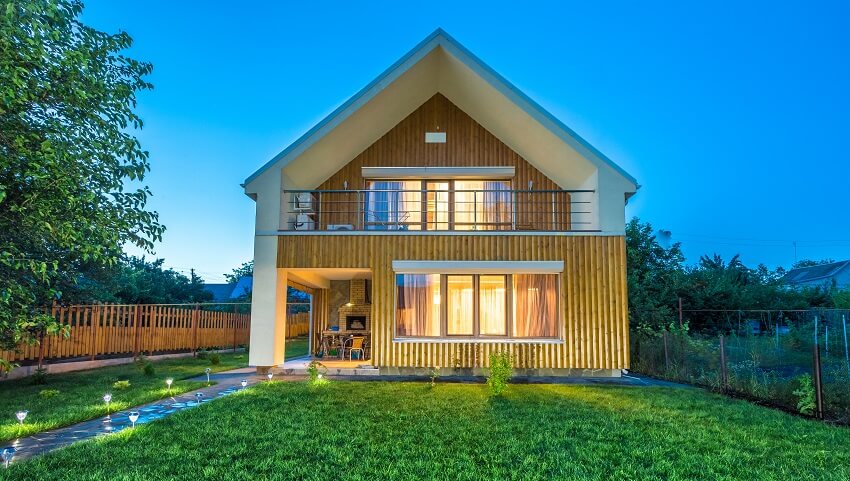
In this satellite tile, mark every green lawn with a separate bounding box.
[0,352,247,442]
[3,381,849,480]
[285,336,310,359]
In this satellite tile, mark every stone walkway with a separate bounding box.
[2,367,260,465]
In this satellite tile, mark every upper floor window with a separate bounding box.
[364,179,512,231]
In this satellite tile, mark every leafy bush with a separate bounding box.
[429,366,441,388]
[487,351,513,396]
[209,353,221,365]
[30,367,48,385]
[39,389,60,399]
[134,355,149,371]
[113,380,131,390]
[793,374,816,415]
[307,360,327,385]
[143,362,156,376]
[196,349,209,360]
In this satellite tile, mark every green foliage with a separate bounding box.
[0,0,163,363]
[142,362,155,376]
[833,290,850,309]
[112,380,130,390]
[307,360,327,385]
[196,349,208,360]
[430,366,441,387]
[486,351,513,396]
[792,374,816,415]
[134,355,148,371]
[30,367,48,385]
[209,353,221,365]
[38,389,59,399]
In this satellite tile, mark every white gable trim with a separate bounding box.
[243,28,638,190]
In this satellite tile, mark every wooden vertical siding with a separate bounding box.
[0,305,251,364]
[312,93,570,231]
[278,234,629,370]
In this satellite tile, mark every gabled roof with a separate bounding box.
[244,28,638,190]
[782,260,850,284]
[203,283,233,302]
[230,276,253,299]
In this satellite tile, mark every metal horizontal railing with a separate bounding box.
[282,188,596,232]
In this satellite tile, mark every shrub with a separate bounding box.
[209,353,221,365]
[196,349,209,360]
[30,367,48,385]
[39,389,60,399]
[307,360,327,385]
[143,362,156,376]
[793,374,816,415]
[113,380,131,390]
[134,355,149,371]
[430,366,441,388]
[487,351,513,396]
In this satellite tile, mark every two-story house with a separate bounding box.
[243,29,638,377]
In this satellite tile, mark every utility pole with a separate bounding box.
[793,241,797,265]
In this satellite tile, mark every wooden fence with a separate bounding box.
[0,303,251,365]
[287,312,310,337]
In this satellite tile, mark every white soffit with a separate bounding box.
[362,166,515,179]
[392,260,563,274]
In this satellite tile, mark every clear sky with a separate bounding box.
[80,1,850,282]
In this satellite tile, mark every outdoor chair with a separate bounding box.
[343,336,365,361]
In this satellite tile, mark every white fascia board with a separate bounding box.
[361,166,515,179]
[391,260,563,274]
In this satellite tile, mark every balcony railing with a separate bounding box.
[282,188,596,232]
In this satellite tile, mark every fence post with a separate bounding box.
[843,315,849,379]
[719,334,728,392]
[812,343,824,420]
[663,330,670,372]
[232,304,239,352]
[191,303,200,356]
[91,304,99,361]
[133,304,142,359]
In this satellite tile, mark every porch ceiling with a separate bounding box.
[286,268,371,290]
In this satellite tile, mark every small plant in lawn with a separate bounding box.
[307,360,328,385]
[30,367,48,385]
[196,349,209,360]
[134,355,149,371]
[429,366,441,387]
[39,389,60,399]
[113,380,131,390]
[793,374,816,415]
[143,362,156,376]
[209,353,221,365]
[487,351,513,396]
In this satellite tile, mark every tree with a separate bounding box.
[225,261,253,285]
[625,217,685,330]
[0,1,162,369]
[792,259,836,269]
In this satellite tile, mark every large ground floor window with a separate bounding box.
[395,273,559,339]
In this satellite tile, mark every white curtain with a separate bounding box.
[513,274,558,337]
[396,274,440,336]
[365,181,421,230]
[479,275,506,335]
[447,275,473,335]
[454,181,511,230]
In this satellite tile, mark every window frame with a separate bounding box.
[394,272,559,341]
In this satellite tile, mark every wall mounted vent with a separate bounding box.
[425,132,446,143]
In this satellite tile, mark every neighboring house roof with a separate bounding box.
[203,283,233,302]
[243,28,638,192]
[782,260,850,285]
[230,276,253,299]
[203,277,253,301]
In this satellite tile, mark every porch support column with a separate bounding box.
[249,236,288,370]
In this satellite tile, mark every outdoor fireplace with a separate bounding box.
[345,315,367,331]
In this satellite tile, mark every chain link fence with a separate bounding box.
[631,309,850,424]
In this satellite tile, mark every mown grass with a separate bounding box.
[3,381,849,480]
[0,352,247,442]
[284,336,309,360]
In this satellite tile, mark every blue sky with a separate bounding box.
[81,1,850,282]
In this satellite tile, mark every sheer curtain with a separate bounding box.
[396,274,440,336]
[513,274,558,337]
[447,275,473,335]
[454,181,511,230]
[482,181,512,230]
[365,181,421,230]
[479,275,506,335]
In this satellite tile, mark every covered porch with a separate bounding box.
[282,268,375,372]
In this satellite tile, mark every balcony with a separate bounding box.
[282,188,596,232]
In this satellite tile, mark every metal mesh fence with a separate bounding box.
[631,309,850,424]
